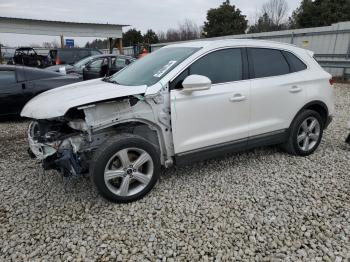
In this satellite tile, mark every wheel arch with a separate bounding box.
[291,101,329,129]
[101,119,169,165]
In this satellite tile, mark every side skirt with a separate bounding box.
[175,129,288,166]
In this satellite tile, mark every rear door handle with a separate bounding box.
[230,94,246,102]
[289,86,302,93]
[21,83,26,90]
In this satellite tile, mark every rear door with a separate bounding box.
[248,48,307,137]
[0,68,25,116]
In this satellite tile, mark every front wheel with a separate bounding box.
[283,110,324,156]
[91,134,161,203]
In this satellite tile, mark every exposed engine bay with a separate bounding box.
[27,92,174,178]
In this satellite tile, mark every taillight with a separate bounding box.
[329,78,334,86]
[55,57,61,65]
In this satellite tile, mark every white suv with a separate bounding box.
[22,39,335,203]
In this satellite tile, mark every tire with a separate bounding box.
[91,134,161,203]
[283,110,324,156]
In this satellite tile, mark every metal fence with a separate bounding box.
[1,21,349,78]
[150,21,350,79]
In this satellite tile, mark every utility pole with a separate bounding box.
[118,38,123,55]
[60,35,64,48]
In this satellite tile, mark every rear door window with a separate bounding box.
[115,57,127,67]
[89,58,105,69]
[249,48,290,78]
[0,71,16,85]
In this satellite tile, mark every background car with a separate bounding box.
[48,48,102,65]
[0,65,81,117]
[8,47,48,68]
[82,54,135,80]
[45,54,135,80]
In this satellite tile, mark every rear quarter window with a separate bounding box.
[283,51,307,72]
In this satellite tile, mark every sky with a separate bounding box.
[0,0,301,47]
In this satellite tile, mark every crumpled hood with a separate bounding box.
[21,78,147,119]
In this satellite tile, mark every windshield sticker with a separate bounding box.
[153,60,177,78]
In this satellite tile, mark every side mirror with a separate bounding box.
[182,75,211,93]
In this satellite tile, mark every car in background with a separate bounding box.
[0,65,81,117]
[82,54,135,80]
[45,54,135,80]
[48,48,102,66]
[346,121,350,145]
[9,47,48,68]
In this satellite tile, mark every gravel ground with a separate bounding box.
[1,84,350,262]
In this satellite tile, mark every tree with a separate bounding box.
[248,0,289,33]
[143,29,159,44]
[262,0,288,27]
[157,31,167,43]
[203,0,248,37]
[249,13,275,33]
[178,19,201,40]
[166,29,181,42]
[85,39,108,49]
[157,19,201,43]
[123,28,143,46]
[42,40,59,48]
[291,0,350,28]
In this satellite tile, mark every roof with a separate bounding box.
[164,39,306,53]
[0,16,129,27]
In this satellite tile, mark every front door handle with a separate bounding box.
[230,94,246,102]
[289,85,302,93]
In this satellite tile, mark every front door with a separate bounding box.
[170,48,251,154]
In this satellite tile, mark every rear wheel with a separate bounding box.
[91,134,161,203]
[283,110,324,156]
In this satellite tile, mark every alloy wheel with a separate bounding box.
[297,116,321,152]
[103,148,154,197]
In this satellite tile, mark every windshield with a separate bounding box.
[109,47,200,86]
[74,56,95,69]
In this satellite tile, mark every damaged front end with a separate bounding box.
[26,92,174,178]
[27,120,89,177]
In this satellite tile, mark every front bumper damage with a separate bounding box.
[27,121,87,177]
